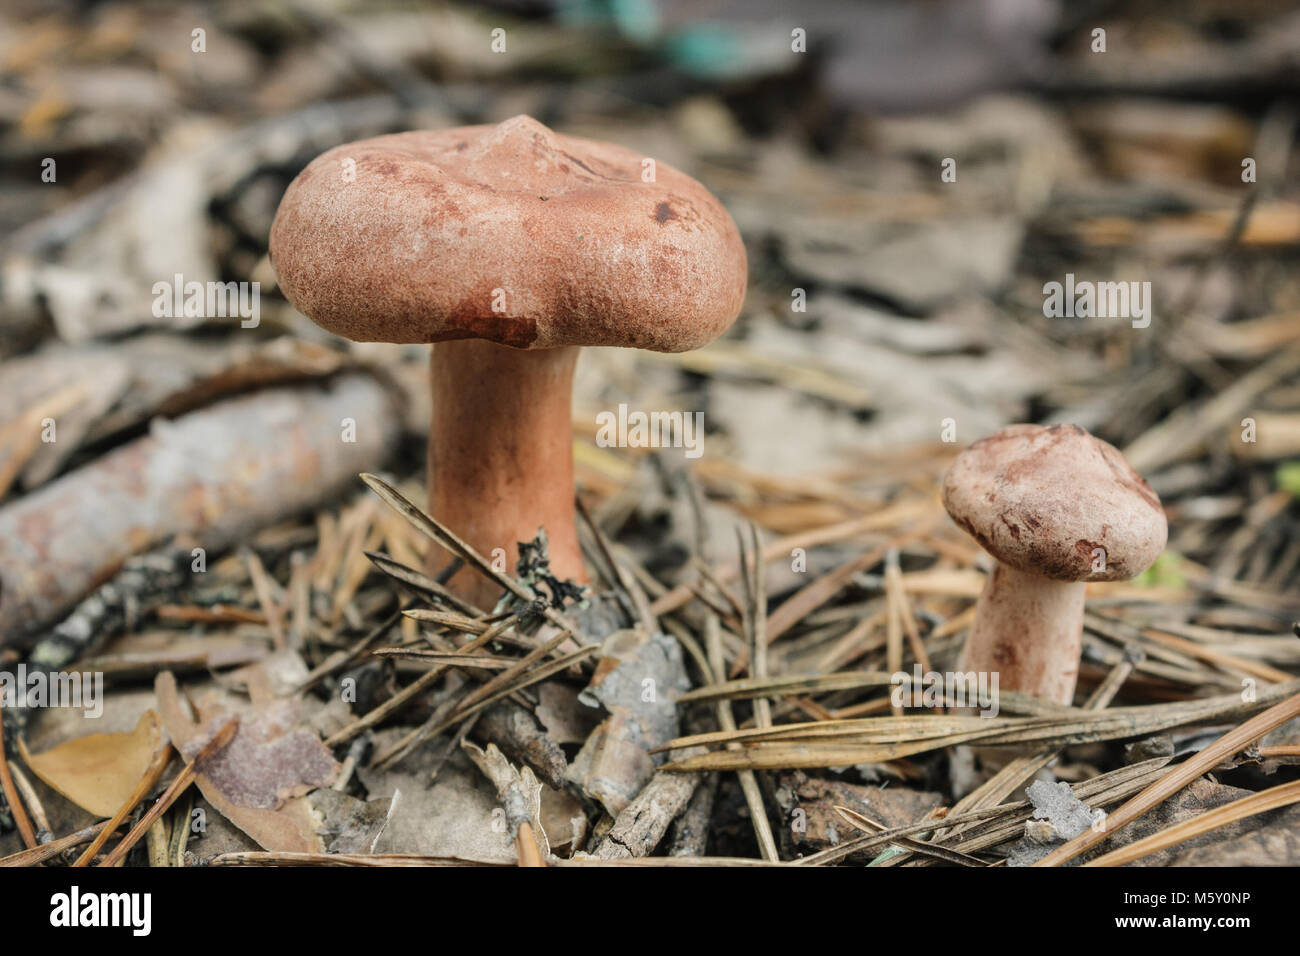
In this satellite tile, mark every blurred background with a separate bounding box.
[2,0,1300,862]
[4,0,1300,587]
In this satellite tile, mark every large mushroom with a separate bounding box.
[270,116,747,608]
[942,424,1167,705]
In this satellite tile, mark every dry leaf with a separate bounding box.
[20,709,164,817]
[154,670,338,853]
[357,732,517,863]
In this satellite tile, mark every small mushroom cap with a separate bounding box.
[942,424,1167,582]
[269,115,747,351]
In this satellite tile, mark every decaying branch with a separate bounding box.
[0,374,400,647]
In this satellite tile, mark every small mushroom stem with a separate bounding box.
[959,563,1086,706]
[429,339,586,608]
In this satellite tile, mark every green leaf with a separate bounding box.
[1133,551,1186,589]
[1275,461,1300,497]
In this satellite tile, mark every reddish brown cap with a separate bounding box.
[269,115,747,351]
[942,424,1167,582]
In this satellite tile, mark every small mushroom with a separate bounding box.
[270,116,746,607]
[942,424,1167,704]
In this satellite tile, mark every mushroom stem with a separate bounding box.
[959,563,1085,706]
[429,339,586,608]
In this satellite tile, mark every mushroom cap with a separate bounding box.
[269,115,747,351]
[942,424,1167,582]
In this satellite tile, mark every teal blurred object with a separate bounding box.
[560,0,661,44]
[560,0,790,82]
[664,23,748,80]
[560,0,1061,109]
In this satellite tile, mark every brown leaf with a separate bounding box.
[19,710,164,817]
[154,670,338,853]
